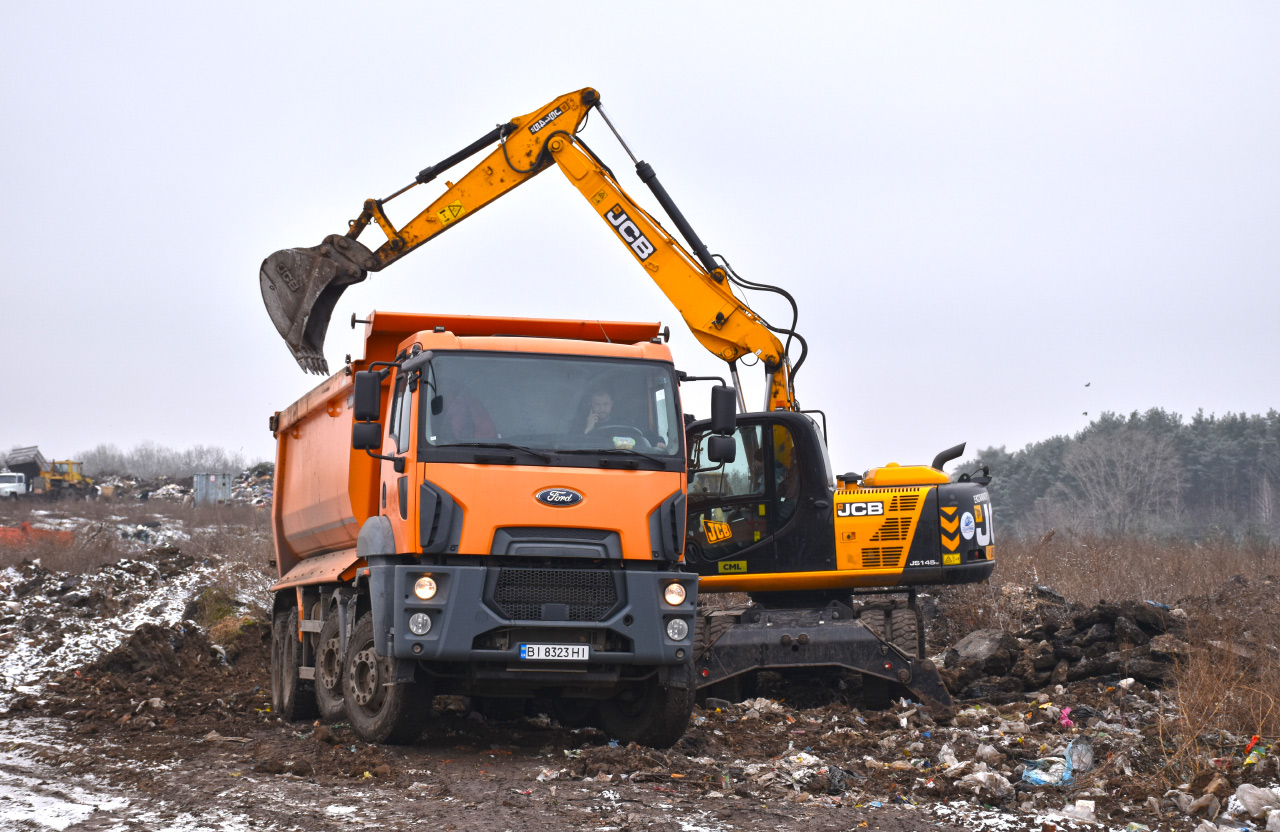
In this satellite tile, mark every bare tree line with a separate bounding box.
[74,442,257,481]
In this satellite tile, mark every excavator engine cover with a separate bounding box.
[260,235,376,374]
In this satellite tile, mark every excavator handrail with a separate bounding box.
[259,87,801,411]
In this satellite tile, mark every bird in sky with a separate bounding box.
[1083,412,1088,416]
[1085,382,1091,387]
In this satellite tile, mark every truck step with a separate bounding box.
[299,620,323,633]
[297,666,316,680]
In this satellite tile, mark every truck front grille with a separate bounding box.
[491,567,619,622]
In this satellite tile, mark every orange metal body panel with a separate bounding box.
[271,548,364,591]
[359,311,661,346]
[421,462,681,558]
[271,371,380,580]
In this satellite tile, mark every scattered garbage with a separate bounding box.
[1060,798,1097,823]
[1021,737,1094,787]
[1233,784,1280,820]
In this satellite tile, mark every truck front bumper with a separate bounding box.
[367,561,696,670]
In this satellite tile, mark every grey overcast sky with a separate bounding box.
[2,2,1277,472]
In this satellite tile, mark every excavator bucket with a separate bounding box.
[259,235,378,374]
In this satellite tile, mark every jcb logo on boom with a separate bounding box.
[836,501,884,517]
[605,204,656,261]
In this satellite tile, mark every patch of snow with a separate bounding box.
[0,557,217,705]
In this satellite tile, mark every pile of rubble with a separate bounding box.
[230,466,273,507]
[91,463,274,507]
[941,594,1190,698]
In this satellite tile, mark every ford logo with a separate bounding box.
[536,488,583,507]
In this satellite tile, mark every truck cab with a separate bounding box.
[0,472,26,499]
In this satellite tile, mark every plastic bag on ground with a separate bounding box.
[1060,799,1096,822]
[1021,737,1093,787]
[954,771,1013,799]
[1234,784,1280,820]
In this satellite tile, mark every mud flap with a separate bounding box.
[259,235,377,374]
[693,605,954,711]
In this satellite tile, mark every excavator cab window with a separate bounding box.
[772,424,800,526]
[685,417,816,569]
[687,424,765,560]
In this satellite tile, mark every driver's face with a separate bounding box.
[590,393,612,421]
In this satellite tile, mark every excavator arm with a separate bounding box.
[260,87,798,410]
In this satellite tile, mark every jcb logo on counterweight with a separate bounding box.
[836,501,884,517]
[605,204,656,261]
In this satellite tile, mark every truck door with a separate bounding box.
[685,413,837,579]
[382,369,418,552]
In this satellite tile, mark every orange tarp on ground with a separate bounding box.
[0,522,75,546]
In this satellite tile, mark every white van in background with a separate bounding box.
[0,471,27,498]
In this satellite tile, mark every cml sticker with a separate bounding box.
[960,512,976,540]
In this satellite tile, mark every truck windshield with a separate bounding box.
[418,353,682,463]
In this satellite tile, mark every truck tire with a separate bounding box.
[888,606,923,659]
[343,612,430,744]
[858,608,887,641]
[271,608,319,722]
[598,665,695,749]
[692,612,735,662]
[314,613,346,722]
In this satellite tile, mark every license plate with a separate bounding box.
[519,643,589,661]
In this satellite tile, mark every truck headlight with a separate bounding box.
[413,576,437,600]
[408,613,432,636]
[666,618,689,641]
[663,583,686,606]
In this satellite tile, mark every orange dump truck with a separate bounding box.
[269,312,735,747]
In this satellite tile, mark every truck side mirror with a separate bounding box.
[707,435,736,464]
[352,421,382,450]
[353,371,383,422]
[710,385,737,436]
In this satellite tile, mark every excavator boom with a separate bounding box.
[260,88,798,409]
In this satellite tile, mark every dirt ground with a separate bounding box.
[3,505,1279,831]
[0,623,980,831]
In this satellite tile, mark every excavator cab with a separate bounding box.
[685,412,837,581]
[686,414,996,595]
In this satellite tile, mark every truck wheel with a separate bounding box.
[858,608,887,641]
[888,606,923,659]
[692,612,735,662]
[598,667,695,749]
[343,612,430,744]
[271,608,319,722]
[314,613,346,722]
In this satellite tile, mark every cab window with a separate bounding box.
[772,424,800,525]
[388,374,409,454]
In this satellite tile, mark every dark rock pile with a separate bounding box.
[941,598,1189,699]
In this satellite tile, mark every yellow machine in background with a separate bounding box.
[3,447,95,498]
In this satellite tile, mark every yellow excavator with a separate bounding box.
[261,88,995,707]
